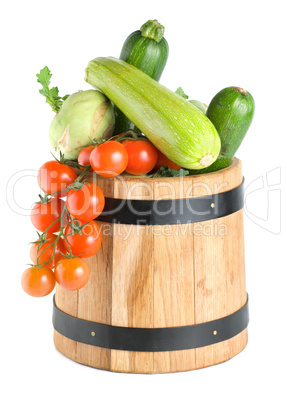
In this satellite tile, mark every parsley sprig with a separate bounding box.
[36,66,69,113]
[151,166,190,178]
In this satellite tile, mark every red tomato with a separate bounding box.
[64,220,102,258]
[21,266,56,297]
[30,198,65,234]
[55,257,90,291]
[123,140,158,175]
[154,151,181,171]
[78,146,95,171]
[90,141,128,177]
[37,161,78,198]
[66,182,105,222]
[30,234,67,269]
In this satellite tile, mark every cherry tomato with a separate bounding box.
[30,198,65,234]
[78,146,95,171]
[154,150,181,171]
[123,140,158,175]
[64,220,102,258]
[30,234,66,269]
[90,141,128,177]
[55,257,90,291]
[37,161,78,198]
[21,266,56,297]
[66,182,105,222]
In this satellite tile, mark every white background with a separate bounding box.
[1,0,286,400]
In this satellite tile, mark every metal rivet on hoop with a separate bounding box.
[91,331,96,337]
[213,330,217,335]
[211,203,215,208]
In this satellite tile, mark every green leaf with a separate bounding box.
[170,168,189,177]
[175,87,189,99]
[36,66,70,113]
[153,166,190,178]
[36,66,52,88]
[49,86,60,99]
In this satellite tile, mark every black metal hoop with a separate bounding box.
[53,295,249,352]
[95,179,244,225]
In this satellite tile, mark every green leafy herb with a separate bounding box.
[36,66,69,113]
[152,166,190,178]
[175,87,189,99]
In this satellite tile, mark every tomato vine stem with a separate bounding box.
[34,165,92,268]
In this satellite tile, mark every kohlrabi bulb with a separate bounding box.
[49,89,115,159]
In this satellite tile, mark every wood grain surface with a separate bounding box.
[54,157,248,373]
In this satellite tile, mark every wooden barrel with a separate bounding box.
[53,157,248,373]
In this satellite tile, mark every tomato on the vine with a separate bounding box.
[64,220,102,258]
[30,198,66,233]
[21,266,56,297]
[78,146,95,171]
[90,141,128,177]
[122,140,158,175]
[55,257,90,291]
[66,182,105,222]
[37,161,78,198]
[30,234,66,269]
[153,150,181,171]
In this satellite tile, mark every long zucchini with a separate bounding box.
[189,86,255,174]
[85,57,220,170]
[114,19,169,134]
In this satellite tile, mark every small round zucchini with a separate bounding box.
[189,86,255,174]
[114,19,169,134]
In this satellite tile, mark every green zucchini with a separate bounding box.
[189,100,208,114]
[114,19,169,134]
[85,57,221,170]
[189,86,255,174]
